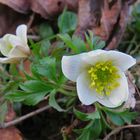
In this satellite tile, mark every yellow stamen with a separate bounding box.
[88,61,120,96]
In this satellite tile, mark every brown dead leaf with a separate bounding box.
[5,103,16,122]
[0,0,137,49]
[0,4,29,36]
[0,0,30,13]
[0,127,22,140]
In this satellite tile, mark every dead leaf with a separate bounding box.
[5,103,16,122]
[0,127,23,140]
[0,4,29,36]
[0,0,30,13]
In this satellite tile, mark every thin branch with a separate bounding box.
[103,124,140,140]
[0,99,62,128]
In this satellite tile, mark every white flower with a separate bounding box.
[62,50,136,108]
[0,24,30,63]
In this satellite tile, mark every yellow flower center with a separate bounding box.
[88,61,120,96]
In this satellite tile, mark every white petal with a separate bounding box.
[0,57,20,63]
[8,45,28,58]
[16,24,27,44]
[107,51,136,71]
[9,35,30,54]
[97,97,117,108]
[82,50,136,71]
[76,71,124,108]
[76,72,98,105]
[0,34,13,56]
[108,70,129,107]
[82,49,107,65]
[62,53,87,82]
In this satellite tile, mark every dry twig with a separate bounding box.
[103,124,140,140]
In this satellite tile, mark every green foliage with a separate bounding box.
[39,23,54,39]
[58,31,105,54]
[74,108,100,121]
[85,31,105,50]
[103,108,138,126]
[49,90,65,112]
[32,57,57,81]
[0,102,7,123]
[77,119,102,140]
[58,10,77,33]
[6,80,53,105]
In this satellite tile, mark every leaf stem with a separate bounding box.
[58,89,76,97]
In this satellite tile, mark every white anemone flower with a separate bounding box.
[62,50,136,108]
[0,24,30,63]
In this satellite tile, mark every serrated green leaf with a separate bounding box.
[49,90,65,112]
[77,120,102,140]
[58,10,77,33]
[105,111,124,126]
[58,34,78,52]
[72,35,87,53]
[74,108,100,121]
[32,57,57,81]
[20,80,52,92]
[119,110,138,124]
[6,80,53,105]
[6,90,50,106]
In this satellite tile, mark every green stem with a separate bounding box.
[62,84,76,91]
[62,133,67,140]
[95,103,112,130]
[58,89,76,97]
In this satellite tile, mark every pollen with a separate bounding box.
[88,61,120,96]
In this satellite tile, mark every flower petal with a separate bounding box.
[97,97,117,108]
[76,72,98,105]
[0,34,13,56]
[82,50,136,71]
[62,53,87,82]
[0,57,19,63]
[82,49,107,65]
[107,51,136,71]
[8,45,28,58]
[9,35,30,54]
[16,24,27,44]
[108,70,129,107]
[77,72,124,107]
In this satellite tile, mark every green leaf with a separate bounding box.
[20,80,52,92]
[77,120,102,140]
[87,110,100,120]
[85,31,106,50]
[39,40,51,57]
[58,34,87,53]
[6,91,49,106]
[32,57,57,81]
[6,80,53,105]
[72,35,87,53]
[74,108,90,121]
[119,110,138,124]
[105,110,124,126]
[58,34,78,53]
[49,90,65,112]
[0,102,8,123]
[58,10,77,33]
[39,22,54,38]
[74,108,100,121]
